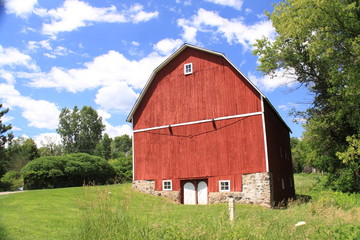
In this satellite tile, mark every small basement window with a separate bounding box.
[162,180,172,191]
[219,180,230,192]
[184,63,193,75]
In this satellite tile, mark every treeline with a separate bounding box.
[254,0,359,193]
[0,105,132,191]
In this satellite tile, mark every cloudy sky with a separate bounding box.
[0,0,310,146]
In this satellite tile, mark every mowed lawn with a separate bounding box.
[0,174,359,240]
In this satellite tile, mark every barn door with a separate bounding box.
[183,182,196,204]
[182,180,208,205]
[197,181,208,205]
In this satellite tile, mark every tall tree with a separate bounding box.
[253,0,360,192]
[111,135,132,158]
[0,104,13,177]
[94,133,112,160]
[57,106,105,154]
[6,137,39,172]
[38,136,62,157]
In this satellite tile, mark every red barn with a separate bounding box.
[127,44,295,206]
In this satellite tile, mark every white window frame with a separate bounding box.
[219,180,230,192]
[184,63,193,75]
[162,180,172,191]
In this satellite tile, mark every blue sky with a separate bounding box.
[0,0,310,146]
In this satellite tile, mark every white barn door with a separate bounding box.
[184,182,196,205]
[197,181,208,205]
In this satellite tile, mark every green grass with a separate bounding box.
[0,174,359,240]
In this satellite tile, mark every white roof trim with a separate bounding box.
[126,44,291,132]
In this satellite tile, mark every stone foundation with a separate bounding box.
[133,172,272,206]
[241,172,272,206]
[208,173,272,206]
[132,180,180,203]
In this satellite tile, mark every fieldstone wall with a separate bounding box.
[241,172,272,206]
[133,172,272,206]
[132,180,180,203]
[208,172,272,206]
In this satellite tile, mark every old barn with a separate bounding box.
[127,44,295,206]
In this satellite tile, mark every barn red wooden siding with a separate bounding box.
[129,45,295,204]
[134,116,265,191]
[133,48,261,130]
[263,100,295,202]
[132,47,266,193]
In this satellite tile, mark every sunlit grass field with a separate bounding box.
[0,174,359,240]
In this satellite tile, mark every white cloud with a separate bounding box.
[97,110,132,137]
[95,82,139,113]
[0,70,16,84]
[0,45,39,71]
[204,0,243,10]
[0,84,60,129]
[34,132,61,147]
[245,8,252,14]
[27,40,52,51]
[129,3,159,24]
[247,68,297,92]
[177,19,198,44]
[26,49,166,92]
[176,0,192,6]
[178,8,276,50]
[5,0,38,17]
[1,114,14,123]
[154,38,184,55]
[21,47,167,112]
[37,0,158,36]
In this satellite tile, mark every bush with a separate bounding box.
[0,171,23,191]
[21,153,116,189]
[109,154,132,182]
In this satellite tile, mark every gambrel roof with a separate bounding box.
[126,44,291,132]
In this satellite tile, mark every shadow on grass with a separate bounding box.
[295,194,312,203]
[272,194,312,209]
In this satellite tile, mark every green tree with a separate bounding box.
[253,0,360,192]
[6,137,39,172]
[335,135,360,192]
[0,104,13,177]
[94,133,112,160]
[111,135,132,158]
[38,136,62,157]
[57,106,105,154]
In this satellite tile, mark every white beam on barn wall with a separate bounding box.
[261,95,269,172]
[132,120,135,182]
[133,111,263,133]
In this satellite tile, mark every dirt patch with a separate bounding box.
[0,191,24,196]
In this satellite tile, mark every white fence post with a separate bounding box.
[229,196,235,222]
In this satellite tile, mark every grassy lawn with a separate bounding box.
[0,174,359,239]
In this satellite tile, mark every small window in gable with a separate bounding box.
[219,180,230,192]
[184,63,193,75]
[162,180,172,191]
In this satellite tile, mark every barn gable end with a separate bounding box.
[128,44,295,206]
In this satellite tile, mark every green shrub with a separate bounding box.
[109,154,132,182]
[21,153,116,189]
[0,171,23,191]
